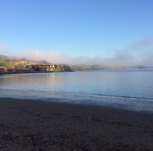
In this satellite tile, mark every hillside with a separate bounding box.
[0,55,72,72]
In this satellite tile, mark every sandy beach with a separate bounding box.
[0,98,153,151]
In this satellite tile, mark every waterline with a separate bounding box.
[1,89,153,112]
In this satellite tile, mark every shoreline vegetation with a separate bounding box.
[0,69,73,75]
[1,97,153,150]
[1,55,153,74]
[0,61,72,75]
[0,54,72,74]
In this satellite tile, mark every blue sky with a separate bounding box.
[0,0,153,65]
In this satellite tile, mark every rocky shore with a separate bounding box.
[0,98,153,150]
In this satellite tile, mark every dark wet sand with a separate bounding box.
[0,98,153,151]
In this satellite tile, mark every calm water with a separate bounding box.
[0,70,153,111]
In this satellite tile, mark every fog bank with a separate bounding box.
[20,48,153,66]
[1,37,153,66]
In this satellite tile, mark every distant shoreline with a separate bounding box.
[0,70,74,75]
[1,68,153,75]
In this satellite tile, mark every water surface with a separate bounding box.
[0,70,153,112]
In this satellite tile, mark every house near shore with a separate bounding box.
[0,67,7,73]
[45,64,55,71]
[26,64,55,72]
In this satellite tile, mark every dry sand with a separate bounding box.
[0,98,153,151]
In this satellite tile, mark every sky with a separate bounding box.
[0,0,153,66]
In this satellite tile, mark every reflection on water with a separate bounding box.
[0,70,153,99]
[0,70,153,111]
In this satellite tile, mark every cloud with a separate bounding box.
[21,49,65,63]
[110,50,137,66]
[128,36,153,52]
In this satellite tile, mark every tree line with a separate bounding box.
[0,61,72,72]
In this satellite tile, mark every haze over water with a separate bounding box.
[0,70,153,112]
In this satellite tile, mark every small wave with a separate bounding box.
[1,88,153,100]
[1,89,153,112]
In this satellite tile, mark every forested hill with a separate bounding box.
[0,55,72,72]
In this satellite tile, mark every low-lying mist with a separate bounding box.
[1,37,153,67]
[19,49,153,67]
